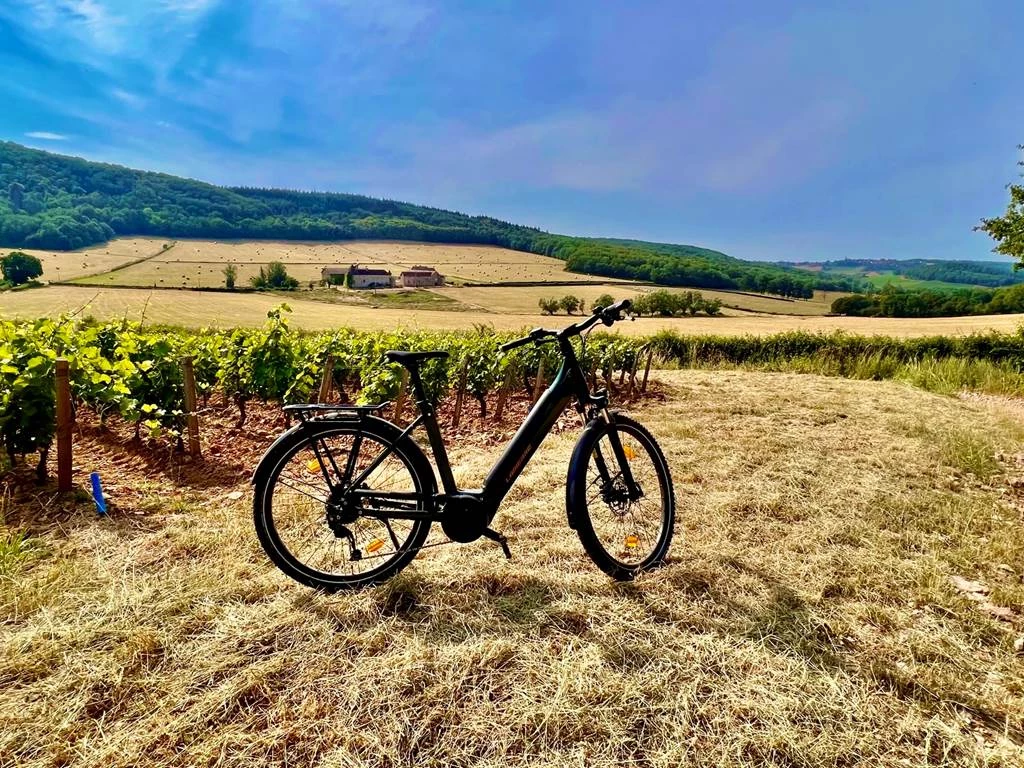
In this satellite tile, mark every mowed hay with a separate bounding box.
[5,285,1024,338]
[2,371,1023,766]
[13,238,167,282]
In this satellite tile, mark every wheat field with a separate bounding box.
[1,371,1022,766]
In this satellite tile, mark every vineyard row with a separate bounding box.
[0,306,650,477]
[6,304,1024,481]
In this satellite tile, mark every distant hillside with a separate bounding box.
[789,257,1023,289]
[0,141,858,297]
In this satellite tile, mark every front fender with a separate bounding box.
[565,410,629,529]
[566,416,603,530]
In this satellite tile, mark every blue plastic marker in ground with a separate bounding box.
[90,472,107,516]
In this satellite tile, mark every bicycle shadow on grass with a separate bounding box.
[294,569,567,637]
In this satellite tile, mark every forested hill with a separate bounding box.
[791,258,1024,289]
[0,141,859,297]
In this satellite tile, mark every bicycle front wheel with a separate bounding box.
[253,420,434,591]
[567,414,675,580]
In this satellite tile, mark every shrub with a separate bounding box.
[559,295,582,315]
[250,261,299,290]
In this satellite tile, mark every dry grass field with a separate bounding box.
[10,238,168,282]
[3,285,1024,338]
[69,239,619,288]
[2,371,1022,766]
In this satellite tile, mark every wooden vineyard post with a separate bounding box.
[641,348,655,393]
[182,356,201,457]
[451,358,469,429]
[55,358,73,492]
[627,355,640,399]
[317,355,335,403]
[493,366,514,421]
[532,359,546,405]
[392,368,410,424]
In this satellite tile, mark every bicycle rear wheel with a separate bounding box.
[567,414,675,580]
[253,420,434,591]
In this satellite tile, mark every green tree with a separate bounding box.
[1,251,43,285]
[223,263,237,290]
[539,297,560,315]
[250,261,298,290]
[559,294,581,314]
[590,293,614,312]
[979,147,1024,266]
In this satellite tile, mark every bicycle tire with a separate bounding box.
[253,418,435,591]
[567,414,675,580]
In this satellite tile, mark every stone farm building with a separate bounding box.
[320,266,347,285]
[321,264,395,288]
[399,265,445,287]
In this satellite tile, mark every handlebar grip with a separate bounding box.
[599,298,634,326]
[499,336,532,353]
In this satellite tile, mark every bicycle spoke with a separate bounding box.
[266,427,427,582]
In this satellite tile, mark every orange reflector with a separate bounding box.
[625,535,639,548]
[366,539,385,553]
[306,459,320,473]
[623,445,637,461]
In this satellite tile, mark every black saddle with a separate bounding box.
[385,350,449,368]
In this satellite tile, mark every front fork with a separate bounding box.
[592,408,642,500]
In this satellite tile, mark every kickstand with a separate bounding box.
[482,528,512,560]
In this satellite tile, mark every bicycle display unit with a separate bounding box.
[252,299,676,590]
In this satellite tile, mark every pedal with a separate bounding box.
[482,528,512,560]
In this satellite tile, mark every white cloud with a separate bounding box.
[161,0,217,13]
[25,131,69,140]
[111,87,144,108]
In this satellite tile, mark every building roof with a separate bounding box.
[400,270,437,277]
[349,265,392,276]
[410,265,438,272]
[321,266,347,274]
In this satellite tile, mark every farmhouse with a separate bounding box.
[399,265,444,287]
[322,264,395,288]
[320,266,347,285]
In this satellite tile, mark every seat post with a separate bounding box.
[406,363,458,495]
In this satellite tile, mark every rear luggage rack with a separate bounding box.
[283,403,390,423]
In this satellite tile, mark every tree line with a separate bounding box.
[831,283,1024,317]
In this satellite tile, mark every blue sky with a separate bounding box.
[1,0,1021,262]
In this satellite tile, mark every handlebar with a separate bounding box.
[498,327,557,353]
[499,298,633,352]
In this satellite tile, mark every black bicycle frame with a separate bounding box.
[332,334,637,522]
